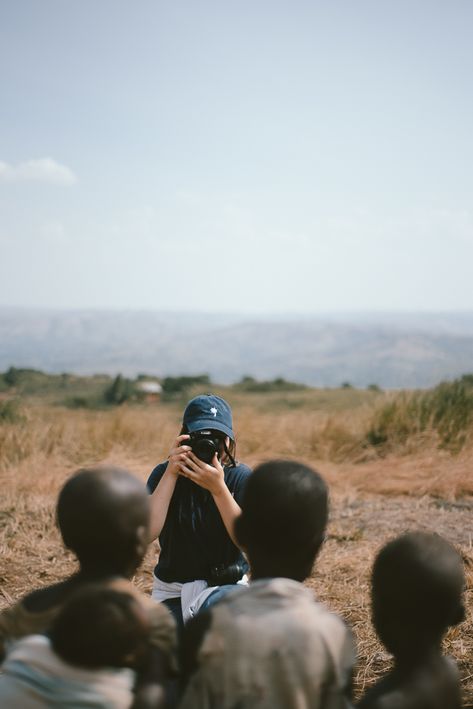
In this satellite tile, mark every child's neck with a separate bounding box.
[77,564,129,580]
[394,644,442,672]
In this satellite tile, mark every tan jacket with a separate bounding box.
[180,577,355,709]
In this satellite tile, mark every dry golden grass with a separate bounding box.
[0,399,472,703]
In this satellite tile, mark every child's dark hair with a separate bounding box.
[50,585,149,669]
[56,466,149,572]
[235,459,328,580]
[372,531,465,655]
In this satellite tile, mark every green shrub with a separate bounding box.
[0,399,25,424]
[104,375,134,406]
[63,396,103,410]
[365,375,473,453]
[233,376,306,393]
[161,375,211,398]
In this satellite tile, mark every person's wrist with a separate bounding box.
[165,463,179,478]
[210,478,227,498]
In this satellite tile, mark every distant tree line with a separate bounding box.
[0,366,389,413]
[0,367,385,405]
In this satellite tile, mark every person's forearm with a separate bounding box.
[211,484,242,548]
[149,434,191,542]
[148,470,178,542]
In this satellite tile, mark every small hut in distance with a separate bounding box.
[135,379,162,403]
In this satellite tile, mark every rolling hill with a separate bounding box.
[1,307,473,388]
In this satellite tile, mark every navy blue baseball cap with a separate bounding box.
[183,394,234,440]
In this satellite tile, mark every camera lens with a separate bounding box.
[192,437,218,464]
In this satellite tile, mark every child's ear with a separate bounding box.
[135,525,148,557]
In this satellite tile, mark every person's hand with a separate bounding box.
[179,452,225,496]
[166,434,191,477]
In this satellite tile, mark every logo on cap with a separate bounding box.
[210,407,218,417]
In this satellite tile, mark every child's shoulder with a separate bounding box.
[358,687,404,709]
[358,657,461,709]
[22,578,76,613]
[0,583,67,658]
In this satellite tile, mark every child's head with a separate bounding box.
[50,584,150,669]
[56,466,150,576]
[235,459,328,581]
[372,531,465,659]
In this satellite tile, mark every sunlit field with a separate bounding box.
[1,389,472,704]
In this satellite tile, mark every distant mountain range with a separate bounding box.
[1,307,473,388]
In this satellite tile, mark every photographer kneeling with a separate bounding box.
[147,395,251,630]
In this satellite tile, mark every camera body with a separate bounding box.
[188,429,222,464]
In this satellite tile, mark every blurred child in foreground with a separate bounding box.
[0,466,176,708]
[0,584,154,708]
[179,459,355,709]
[357,531,465,709]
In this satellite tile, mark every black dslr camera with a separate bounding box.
[188,430,222,464]
[208,562,245,586]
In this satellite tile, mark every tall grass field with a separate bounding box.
[1,379,472,703]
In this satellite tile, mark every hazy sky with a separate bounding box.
[1,1,472,314]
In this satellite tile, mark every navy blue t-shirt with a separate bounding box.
[147,462,252,584]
